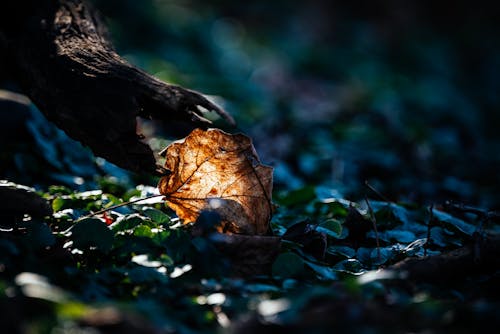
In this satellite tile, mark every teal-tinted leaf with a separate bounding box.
[389,204,410,225]
[81,279,111,301]
[372,230,416,243]
[143,208,170,224]
[21,221,55,249]
[0,238,20,256]
[165,229,192,263]
[112,234,157,256]
[370,247,396,266]
[372,202,410,228]
[356,247,373,265]
[71,218,114,252]
[128,266,165,284]
[332,259,365,275]
[326,245,356,259]
[429,227,463,247]
[433,210,476,236]
[357,246,399,266]
[244,284,281,293]
[316,219,342,239]
[282,279,299,290]
[304,261,337,281]
[272,252,305,278]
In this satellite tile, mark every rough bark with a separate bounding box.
[0,0,233,173]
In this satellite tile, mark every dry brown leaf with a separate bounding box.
[158,128,273,235]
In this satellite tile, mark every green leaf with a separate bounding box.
[56,302,91,319]
[133,225,154,238]
[48,185,72,195]
[123,188,141,201]
[317,219,342,238]
[52,197,66,212]
[372,202,410,228]
[278,186,316,207]
[102,193,122,206]
[143,208,170,224]
[152,230,171,246]
[112,214,149,232]
[71,218,114,253]
[272,252,305,278]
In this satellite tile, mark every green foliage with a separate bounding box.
[272,252,305,278]
[317,219,343,239]
[1,183,497,333]
[71,218,114,253]
[143,207,171,224]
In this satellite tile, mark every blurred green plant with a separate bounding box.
[1,179,498,332]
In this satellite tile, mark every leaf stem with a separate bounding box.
[365,196,381,262]
[364,181,393,203]
[76,194,165,222]
[424,204,434,257]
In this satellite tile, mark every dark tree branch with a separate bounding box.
[0,0,234,173]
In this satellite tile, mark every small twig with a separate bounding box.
[75,194,165,222]
[424,204,434,257]
[365,196,381,262]
[444,201,500,221]
[364,181,393,203]
[444,201,500,263]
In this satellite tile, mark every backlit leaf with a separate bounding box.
[272,252,305,278]
[158,128,273,235]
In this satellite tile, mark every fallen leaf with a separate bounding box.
[158,128,273,235]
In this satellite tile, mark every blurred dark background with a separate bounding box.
[1,0,499,208]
